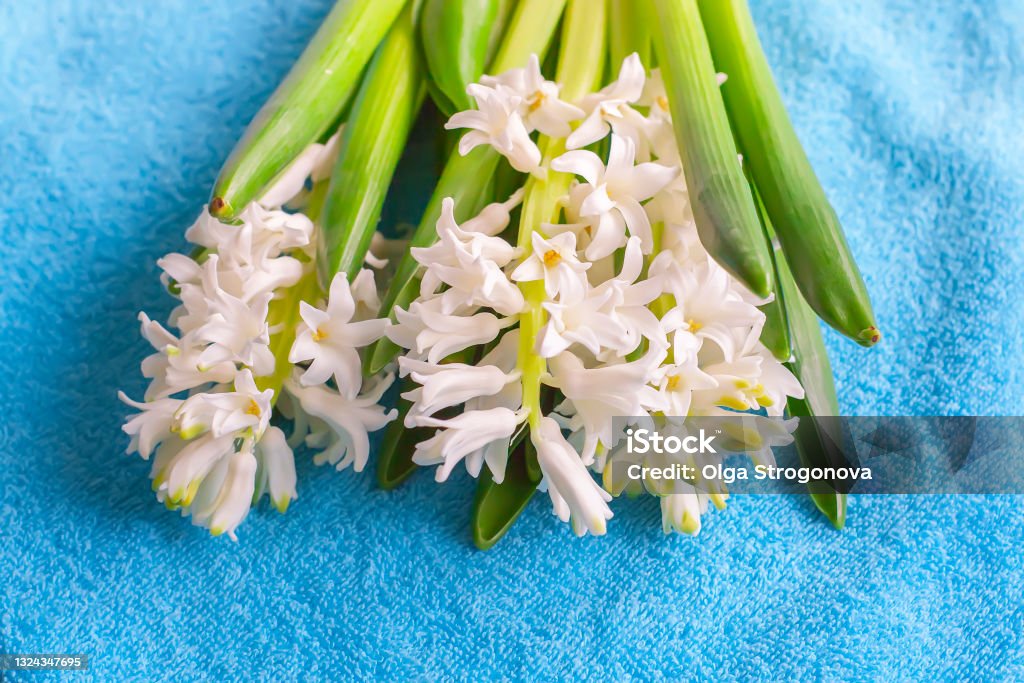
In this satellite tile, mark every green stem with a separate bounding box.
[318,5,425,284]
[490,0,569,72]
[516,0,607,431]
[609,0,651,69]
[257,270,321,403]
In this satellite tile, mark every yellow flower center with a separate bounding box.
[311,326,328,342]
[245,399,261,417]
[528,91,546,113]
[687,318,702,332]
[543,249,562,267]
[666,375,682,391]
[657,95,669,111]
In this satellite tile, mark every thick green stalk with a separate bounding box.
[469,0,605,549]
[210,0,406,219]
[366,0,568,373]
[516,0,606,431]
[255,184,329,402]
[698,0,879,346]
[649,0,773,298]
[489,0,568,73]
[609,0,650,70]
[317,6,425,285]
[515,138,572,431]
[420,0,500,115]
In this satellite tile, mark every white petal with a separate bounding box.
[551,149,605,185]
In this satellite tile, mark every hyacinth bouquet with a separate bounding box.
[119,0,878,546]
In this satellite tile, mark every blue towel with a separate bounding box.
[2,0,1022,679]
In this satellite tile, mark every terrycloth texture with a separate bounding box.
[2,0,1023,679]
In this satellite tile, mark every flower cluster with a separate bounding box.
[119,135,396,539]
[392,54,804,537]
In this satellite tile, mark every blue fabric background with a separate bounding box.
[2,0,1023,679]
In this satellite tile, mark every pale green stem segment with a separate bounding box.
[489,0,570,73]
[257,271,321,402]
[210,0,406,219]
[697,0,879,346]
[516,0,607,431]
[317,4,425,285]
[366,0,569,374]
[255,184,329,402]
[609,0,651,70]
[648,0,774,299]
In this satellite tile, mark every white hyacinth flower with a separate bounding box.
[190,261,275,376]
[429,248,525,316]
[253,425,298,513]
[532,417,613,537]
[546,350,665,463]
[172,370,272,441]
[412,196,521,277]
[566,52,646,150]
[136,312,237,400]
[535,238,659,358]
[388,298,516,364]
[481,54,585,138]
[652,356,720,418]
[286,372,398,473]
[188,447,259,540]
[120,370,288,540]
[653,255,766,362]
[553,134,678,259]
[445,83,542,175]
[399,357,520,422]
[510,231,591,300]
[412,408,523,482]
[537,283,627,358]
[122,128,402,538]
[660,486,708,536]
[289,271,388,397]
[118,393,181,459]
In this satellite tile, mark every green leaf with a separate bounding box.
[763,198,846,528]
[649,0,774,298]
[318,5,426,283]
[471,439,538,550]
[420,0,499,115]
[210,0,406,218]
[749,176,792,361]
[698,0,879,346]
[376,390,425,490]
